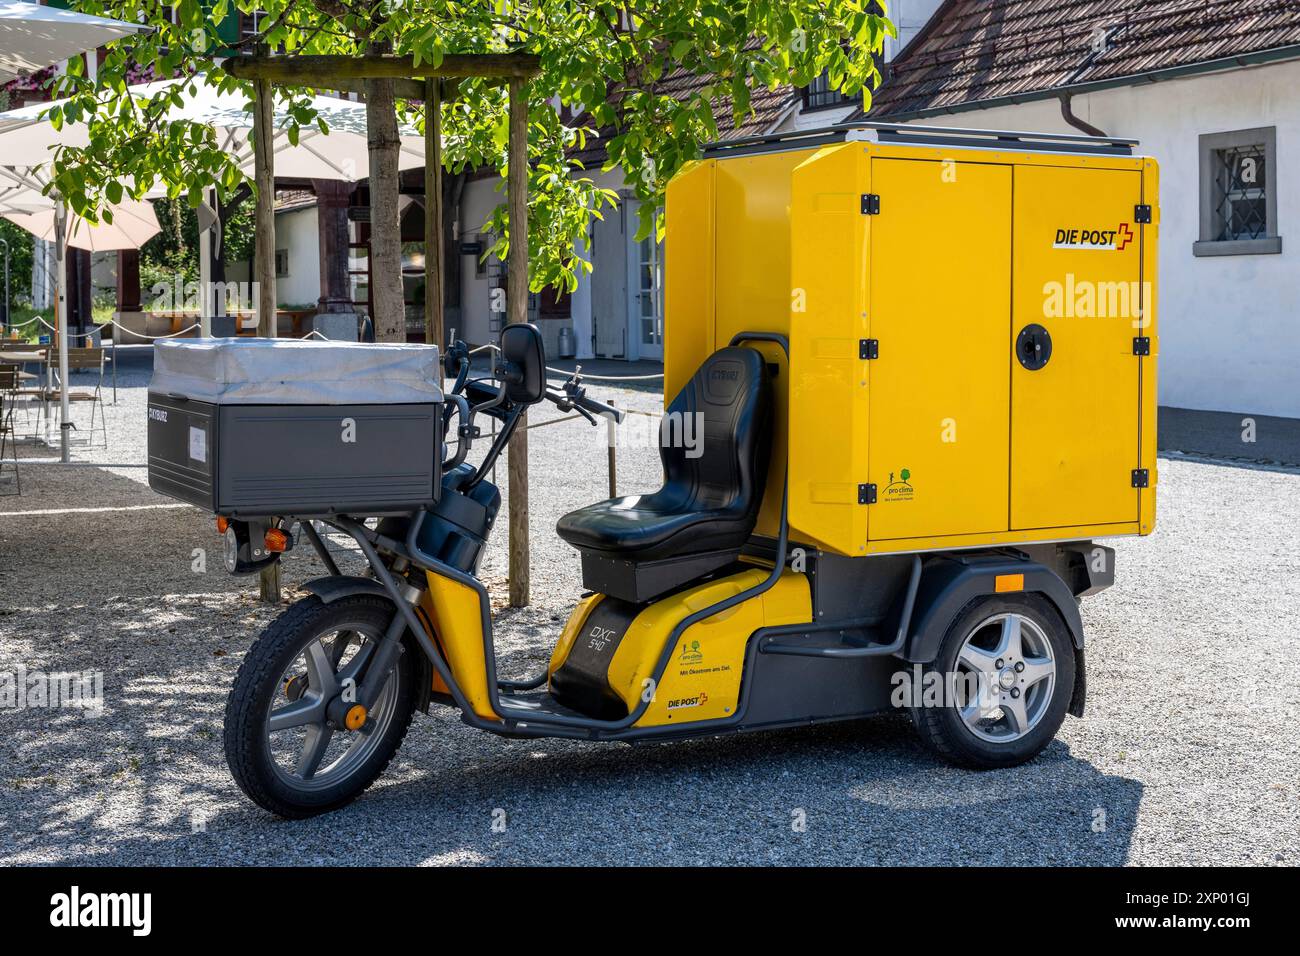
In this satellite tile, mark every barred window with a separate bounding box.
[801,71,849,111]
[1196,127,1281,256]
[1213,144,1267,240]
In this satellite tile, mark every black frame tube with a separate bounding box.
[299,520,342,577]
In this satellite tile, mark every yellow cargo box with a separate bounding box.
[664,125,1159,558]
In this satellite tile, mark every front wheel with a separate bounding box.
[224,595,417,818]
[910,593,1076,769]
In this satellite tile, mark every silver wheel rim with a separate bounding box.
[953,612,1055,744]
[264,622,400,792]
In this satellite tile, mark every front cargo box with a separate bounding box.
[664,130,1158,558]
[147,338,443,517]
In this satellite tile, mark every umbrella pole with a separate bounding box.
[55,203,71,463]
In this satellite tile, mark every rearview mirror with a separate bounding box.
[499,323,546,405]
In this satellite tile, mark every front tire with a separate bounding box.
[224,595,417,818]
[910,593,1075,769]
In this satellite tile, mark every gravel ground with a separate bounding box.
[0,370,1297,866]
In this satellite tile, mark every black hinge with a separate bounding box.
[1134,204,1152,224]
[858,483,877,504]
[861,193,881,215]
[859,338,879,360]
[1132,336,1151,356]
[1131,469,1150,488]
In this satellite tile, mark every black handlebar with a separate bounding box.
[439,347,628,472]
[544,383,626,424]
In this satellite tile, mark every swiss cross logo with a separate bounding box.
[1117,222,1135,251]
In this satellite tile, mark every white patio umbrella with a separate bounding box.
[0,76,427,178]
[1,195,159,250]
[0,171,159,459]
[0,1,150,82]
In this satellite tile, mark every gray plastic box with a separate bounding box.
[147,339,443,518]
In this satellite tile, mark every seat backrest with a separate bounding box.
[64,347,104,371]
[661,346,770,515]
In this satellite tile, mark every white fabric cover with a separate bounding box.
[152,338,443,405]
[0,2,149,83]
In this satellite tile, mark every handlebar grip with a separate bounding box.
[576,393,625,424]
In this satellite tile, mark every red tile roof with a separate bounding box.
[868,0,1300,119]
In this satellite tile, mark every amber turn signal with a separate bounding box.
[264,528,290,552]
[216,516,229,534]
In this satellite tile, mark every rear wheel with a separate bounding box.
[910,593,1075,769]
[224,595,417,818]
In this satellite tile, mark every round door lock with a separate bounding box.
[1016,324,1053,371]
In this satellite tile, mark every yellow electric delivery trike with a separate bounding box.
[147,122,1159,817]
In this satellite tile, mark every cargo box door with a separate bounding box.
[868,158,1012,540]
[1011,166,1144,530]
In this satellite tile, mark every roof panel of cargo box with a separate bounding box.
[151,339,444,406]
[701,121,1138,158]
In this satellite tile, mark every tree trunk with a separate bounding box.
[253,77,277,340]
[365,76,405,342]
[506,79,530,608]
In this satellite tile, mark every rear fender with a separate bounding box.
[903,555,1085,662]
[903,555,1087,717]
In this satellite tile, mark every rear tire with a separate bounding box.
[224,595,417,818]
[910,593,1075,769]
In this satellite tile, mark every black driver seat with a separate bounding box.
[556,347,771,601]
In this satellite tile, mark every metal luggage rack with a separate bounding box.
[702,121,1139,158]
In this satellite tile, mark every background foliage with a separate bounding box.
[48,1,893,294]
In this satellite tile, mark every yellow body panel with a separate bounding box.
[1139,159,1160,534]
[787,144,870,552]
[1010,165,1143,529]
[867,157,1012,540]
[420,571,499,720]
[546,569,811,727]
[664,139,1159,557]
[663,161,716,403]
[546,592,603,676]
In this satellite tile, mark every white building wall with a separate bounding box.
[892,59,1300,418]
[274,205,321,307]
[883,0,944,62]
[457,176,503,348]
[457,169,621,358]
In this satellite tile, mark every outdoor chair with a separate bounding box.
[0,365,19,495]
[41,347,109,449]
[1,342,49,435]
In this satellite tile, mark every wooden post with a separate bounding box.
[252,76,281,603]
[506,78,529,608]
[253,77,277,340]
[424,79,444,349]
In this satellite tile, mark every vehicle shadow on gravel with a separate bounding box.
[3,536,1143,867]
[6,707,1141,866]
